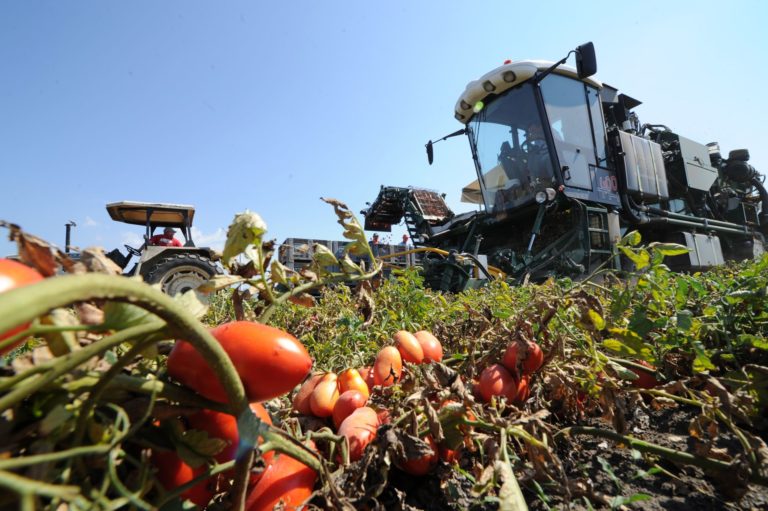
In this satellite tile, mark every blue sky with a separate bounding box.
[2,1,767,257]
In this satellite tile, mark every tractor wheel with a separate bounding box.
[144,253,220,295]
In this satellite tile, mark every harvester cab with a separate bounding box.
[105,201,221,295]
[364,43,767,292]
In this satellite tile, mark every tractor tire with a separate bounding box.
[143,253,221,295]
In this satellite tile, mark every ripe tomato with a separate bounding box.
[514,375,530,403]
[187,403,273,465]
[245,441,318,511]
[398,435,438,476]
[309,373,339,418]
[338,368,370,400]
[332,390,367,429]
[357,366,375,389]
[167,321,312,403]
[292,373,325,416]
[337,406,378,461]
[373,346,402,387]
[478,364,516,403]
[522,342,544,375]
[413,330,443,363]
[394,330,424,364]
[0,259,44,354]
[630,360,659,389]
[501,342,520,373]
[151,450,214,507]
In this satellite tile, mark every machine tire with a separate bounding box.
[143,253,221,295]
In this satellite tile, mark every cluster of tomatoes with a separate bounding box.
[161,321,316,509]
[290,330,448,474]
[475,339,544,404]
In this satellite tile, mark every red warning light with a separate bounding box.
[503,59,512,65]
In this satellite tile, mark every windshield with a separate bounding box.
[464,83,556,213]
[540,74,606,190]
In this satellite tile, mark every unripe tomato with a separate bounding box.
[167,321,312,403]
[478,364,516,403]
[373,346,402,387]
[337,406,378,462]
[245,441,318,511]
[309,373,339,418]
[338,368,370,400]
[522,342,544,375]
[358,366,375,389]
[332,390,367,429]
[394,330,424,364]
[0,259,44,354]
[630,360,659,389]
[292,373,325,415]
[398,435,438,476]
[413,330,443,363]
[151,450,214,507]
[187,403,273,465]
[501,342,520,373]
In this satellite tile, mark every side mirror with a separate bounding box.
[575,42,597,79]
[426,140,434,165]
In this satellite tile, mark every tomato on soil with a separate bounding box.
[309,373,339,418]
[292,373,325,415]
[332,390,367,429]
[338,368,370,400]
[167,321,312,403]
[630,360,659,389]
[0,259,44,353]
[394,330,424,364]
[522,341,544,375]
[337,406,379,461]
[373,346,403,387]
[187,403,273,465]
[151,450,214,507]
[245,442,318,511]
[398,435,438,476]
[413,330,443,363]
[478,363,516,403]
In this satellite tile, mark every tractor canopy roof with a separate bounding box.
[106,201,195,228]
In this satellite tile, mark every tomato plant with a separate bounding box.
[168,321,313,403]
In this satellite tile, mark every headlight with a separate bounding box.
[535,188,558,204]
[535,191,547,204]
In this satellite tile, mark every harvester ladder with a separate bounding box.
[585,205,612,270]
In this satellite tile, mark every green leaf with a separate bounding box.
[103,301,161,330]
[603,339,637,356]
[648,242,690,257]
[588,309,606,330]
[618,246,650,270]
[676,310,693,332]
[620,230,642,247]
[692,354,716,373]
[312,243,339,268]
[197,274,247,293]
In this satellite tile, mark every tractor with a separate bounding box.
[363,42,767,292]
[105,201,221,295]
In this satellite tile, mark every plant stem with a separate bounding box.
[0,274,254,510]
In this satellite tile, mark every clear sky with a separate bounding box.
[2,1,767,258]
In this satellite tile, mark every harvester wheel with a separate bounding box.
[144,253,220,295]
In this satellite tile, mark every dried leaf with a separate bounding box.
[79,247,123,275]
[288,293,316,308]
[197,274,247,293]
[222,210,267,266]
[40,309,80,356]
[495,460,527,511]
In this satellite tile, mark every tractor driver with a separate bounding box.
[149,227,183,247]
[524,122,555,183]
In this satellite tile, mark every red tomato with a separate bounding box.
[309,374,339,418]
[514,375,530,403]
[522,342,544,375]
[338,368,370,400]
[394,330,424,364]
[151,450,214,507]
[375,407,391,425]
[337,406,378,461]
[0,259,44,354]
[292,373,325,415]
[373,346,402,387]
[167,321,312,403]
[413,331,443,363]
[332,390,367,429]
[187,403,273,465]
[501,342,520,373]
[438,445,459,464]
[630,360,659,389]
[245,442,318,511]
[398,435,438,476]
[357,366,375,389]
[478,364,516,403]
